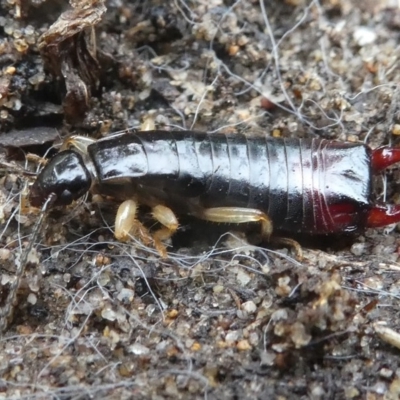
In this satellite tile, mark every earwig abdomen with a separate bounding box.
[87,131,372,235]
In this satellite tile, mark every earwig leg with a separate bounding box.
[270,237,303,260]
[61,135,96,153]
[371,147,400,173]
[115,200,152,245]
[198,207,303,259]
[151,205,179,258]
[115,201,177,257]
[26,153,48,166]
[198,207,273,240]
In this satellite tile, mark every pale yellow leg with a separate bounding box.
[26,153,48,166]
[115,201,178,258]
[151,205,179,258]
[271,237,303,260]
[60,135,96,152]
[198,207,273,241]
[115,199,152,245]
[197,207,302,260]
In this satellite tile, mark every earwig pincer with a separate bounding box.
[29,130,400,256]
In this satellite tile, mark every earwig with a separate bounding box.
[28,130,400,258]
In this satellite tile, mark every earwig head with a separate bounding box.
[29,150,92,208]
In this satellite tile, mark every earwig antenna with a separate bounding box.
[0,193,55,333]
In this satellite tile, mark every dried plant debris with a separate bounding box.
[38,0,106,123]
[2,0,400,398]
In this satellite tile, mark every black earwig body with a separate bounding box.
[87,131,371,234]
[29,130,400,252]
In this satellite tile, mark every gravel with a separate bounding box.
[2,0,400,399]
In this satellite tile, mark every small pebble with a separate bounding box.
[27,293,37,305]
[167,309,179,319]
[119,363,135,377]
[310,385,325,398]
[236,270,251,286]
[260,351,276,366]
[225,330,240,343]
[353,26,377,46]
[0,248,10,260]
[191,342,201,352]
[236,339,251,351]
[392,124,400,136]
[117,288,134,302]
[344,387,360,398]
[248,331,259,346]
[241,300,257,314]
[380,368,393,379]
[291,322,311,348]
[350,242,365,256]
[128,343,150,355]
[16,325,33,335]
[101,308,117,321]
[213,285,224,294]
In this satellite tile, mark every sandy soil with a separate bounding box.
[1,0,400,399]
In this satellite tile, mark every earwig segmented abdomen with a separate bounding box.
[88,131,372,235]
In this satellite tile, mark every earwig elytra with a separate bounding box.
[29,130,400,257]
